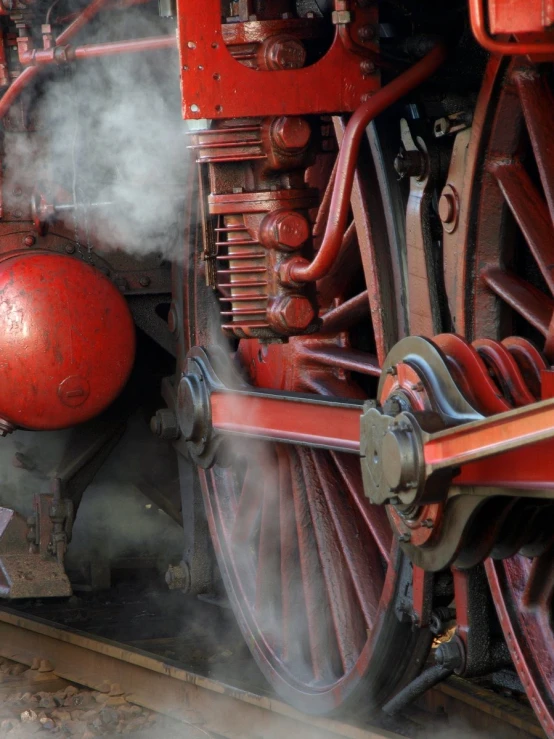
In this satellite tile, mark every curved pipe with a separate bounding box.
[0,0,112,119]
[289,43,447,284]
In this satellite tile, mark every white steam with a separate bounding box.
[5,5,189,261]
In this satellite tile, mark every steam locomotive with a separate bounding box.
[1,0,554,732]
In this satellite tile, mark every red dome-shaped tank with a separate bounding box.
[0,251,136,432]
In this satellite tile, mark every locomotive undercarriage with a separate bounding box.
[1,0,554,733]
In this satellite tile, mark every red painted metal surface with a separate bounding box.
[289,44,446,284]
[488,0,554,34]
[469,0,554,55]
[176,0,380,120]
[0,252,135,431]
[211,391,362,451]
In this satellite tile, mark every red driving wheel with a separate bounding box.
[182,120,431,715]
[449,55,554,735]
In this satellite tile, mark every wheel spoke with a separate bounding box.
[513,68,554,225]
[289,447,341,682]
[255,448,282,648]
[297,449,366,673]
[522,546,554,615]
[278,447,312,674]
[297,372,366,400]
[489,159,554,295]
[482,267,554,336]
[331,451,393,563]
[321,291,370,334]
[311,449,383,630]
[301,345,380,377]
[230,463,263,548]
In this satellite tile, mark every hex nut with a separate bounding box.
[263,37,306,71]
[150,409,180,440]
[268,294,316,332]
[260,210,310,251]
[271,116,311,152]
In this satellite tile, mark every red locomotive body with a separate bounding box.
[1,0,554,733]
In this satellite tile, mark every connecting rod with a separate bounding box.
[172,347,554,501]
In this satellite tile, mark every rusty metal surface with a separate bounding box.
[0,608,402,739]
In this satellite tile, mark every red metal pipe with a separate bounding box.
[20,35,176,66]
[0,0,111,119]
[289,44,446,284]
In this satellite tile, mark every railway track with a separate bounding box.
[0,607,544,738]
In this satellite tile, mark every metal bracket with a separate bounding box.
[176,0,379,119]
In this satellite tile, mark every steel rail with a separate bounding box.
[0,608,400,739]
[0,608,543,737]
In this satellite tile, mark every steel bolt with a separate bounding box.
[139,276,151,287]
[65,244,75,254]
[165,562,191,592]
[261,210,310,251]
[23,234,36,247]
[421,518,434,528]
[264,37,306,71]
[386,365,398,376]
[150,409,180,440]
[271,116,311,152]
[399,532,411,543]
[360,59,376,75]
[358,24,376,41]
[268,294,316,333]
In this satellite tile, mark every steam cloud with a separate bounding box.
[5,4,189,262]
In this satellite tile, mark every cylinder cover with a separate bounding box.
[0,251,136,431]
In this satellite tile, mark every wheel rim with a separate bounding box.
[183,119,430,715]
[453,56,554,734]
